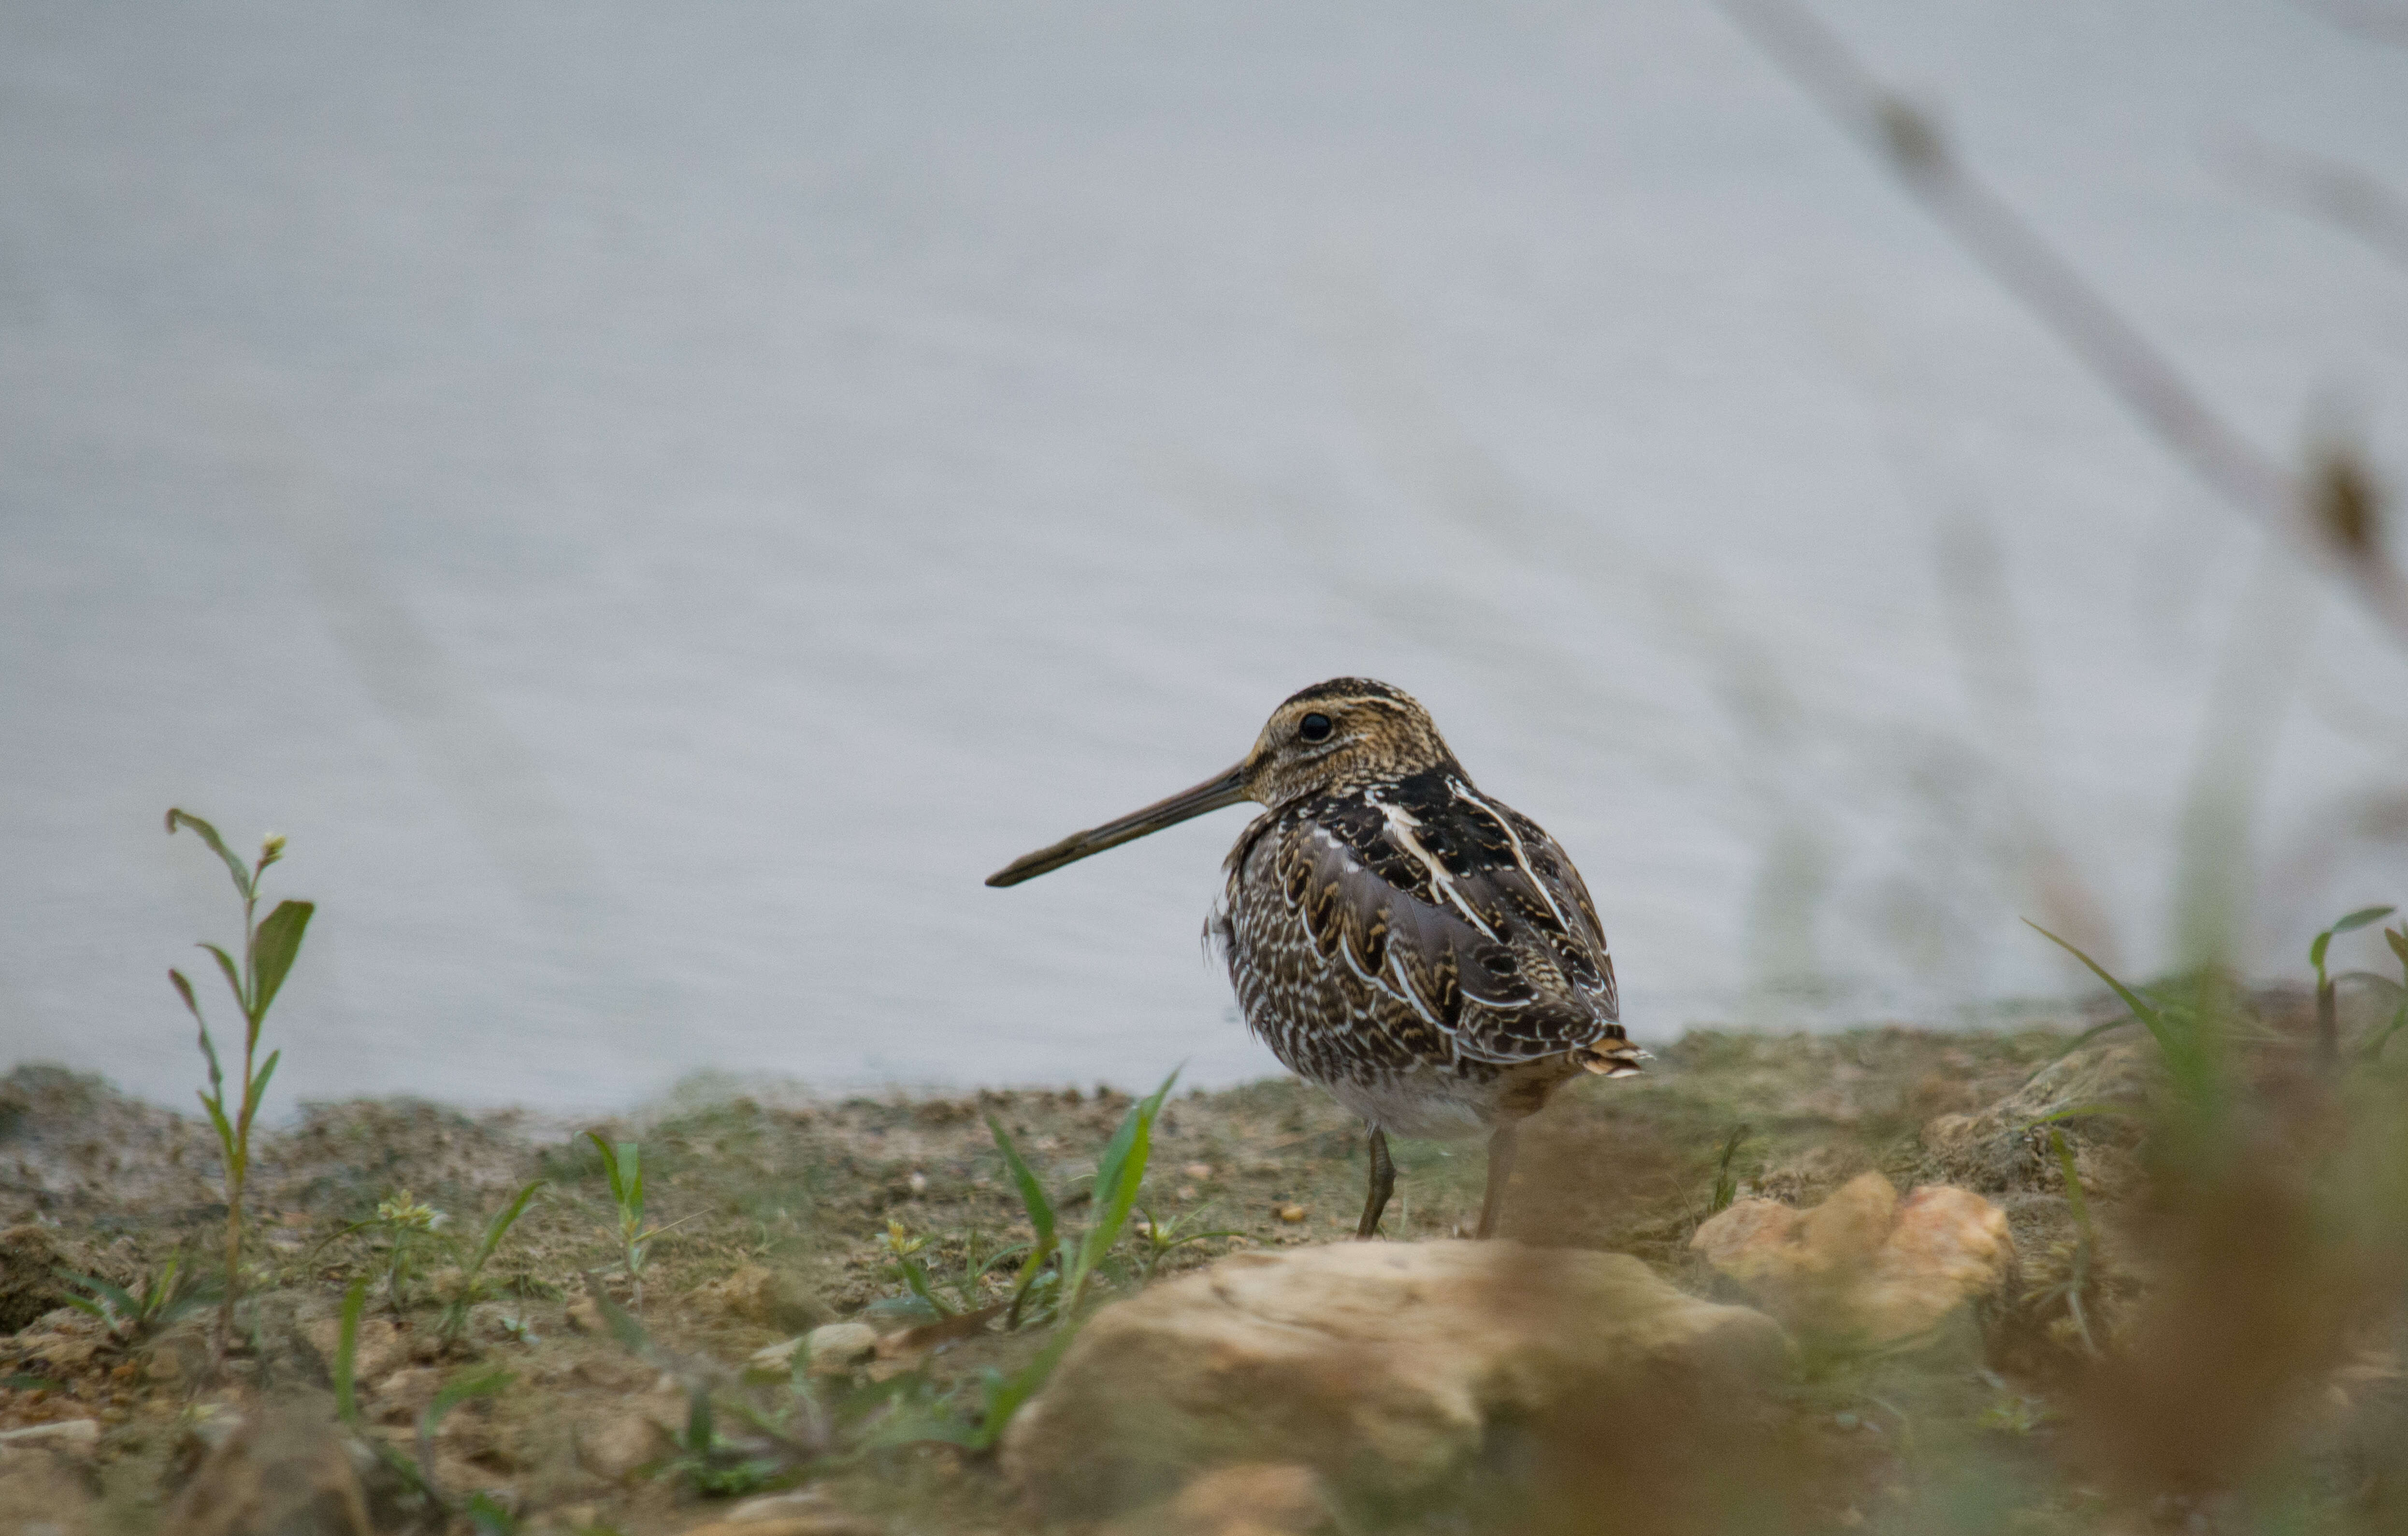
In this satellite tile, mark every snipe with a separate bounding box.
[987,678,1642,1238]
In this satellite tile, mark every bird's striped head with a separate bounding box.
[984,677,1459,887]
[1240,679,1460,808]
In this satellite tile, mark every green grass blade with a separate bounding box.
[249,900,314,1022]
[58,1272,138,1320]
[581,1274,654,1356]
[986,1115,1057,1252]
[2331,905,2398,936]
[973,1322,1081,1451]
[585,1131,626,1205]
[2022,1101,2140,1129]
[200,944,245,1014]
[2026,921,2166,1035]
[2363,998,2408,1063]
[1067,1070,1179,1313]
[333,1276,369,1424]
[198,1094,237,1167]
[473,1180,548,1273]
[986,1114,1058,1309]
[2049,1130,2091,1233]
[167,809,252,898]
[243,1051,281,1133]
[425,1366,511,1434]
[169,969,205,1027]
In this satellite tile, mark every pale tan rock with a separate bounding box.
[726,1488,837,1521]
[366,1364,443,1426]
[159,1399,372,1536]
[0,1439,99,1536]
[724,1520,872,1535]
[1104,1464,1340,1536]
[804,1321,879,1374]
[4,1317,106,1374]
[0,1420,99,1454]
[695,1264,825,1332]
[1689,1172,2012,1342]
[564,1295,606,1334]
[579,1410,669,1480]
[1002,1239,1786,1520]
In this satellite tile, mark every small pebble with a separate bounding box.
[805,1321,879,1374]
[1277,1204,1307,1223]
[907,1171,928,1194]
[1183,1162,1213,1180]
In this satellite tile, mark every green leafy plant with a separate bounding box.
[333,1275,520,1532]
[311,1180,546,1341]
[165,809,313,1357]
[570,1069,1189,1482]
[1059,1072,1178,1317]
[586,1135,682,1307]
[874,1221,1028,1323]
[987,1116,1060,1329]
[1708,1123,1753,1217]
[2363,923,2408,1063]
[56,1258,214,1344]
[1131,1205,1242,1284]
[981,1070,1178,1327]
[438,1179,547,1343]
[661,1384,784,1496]
[2026,920,2225,1135]
[365,1189,448,1314]
[2312,906,2396,1065]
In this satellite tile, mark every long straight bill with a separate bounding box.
[986,764,1250,887]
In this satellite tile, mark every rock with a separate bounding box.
[725,1489,836,1521]
[697,1263,825,1331]
[677,1489,885,1534]
[4,1315,107,1374]
[0,1439,99,1536]
[1920,1039,2153,1189]
[748,1336,804,1375]
[579,1409,669,1480]
[159,1398,373,1536]
[1002,1239,1787,1521]
[365,1365,442,1425]
[676,1518,881,1536]
[1690,1172,2013,1343]
[1104,1464,1340,1536]
[0,1420,100,1454]
[803,1321,878,1374]
[301,1315,408,1387]
[564,1295,606,1334]
[0,1225,72,1333]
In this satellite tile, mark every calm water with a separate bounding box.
[4,0,2406,1110]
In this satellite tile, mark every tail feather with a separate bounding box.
[1575,1028,1650,1079]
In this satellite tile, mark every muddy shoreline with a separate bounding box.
[3,991,2388,1534]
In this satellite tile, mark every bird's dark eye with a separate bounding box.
[1298,712,1333,742]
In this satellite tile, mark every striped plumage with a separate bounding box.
[989,678,1643,1238]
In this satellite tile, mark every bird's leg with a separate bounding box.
[1356,1126,1396,1240]
[1475,1122,1520,1239]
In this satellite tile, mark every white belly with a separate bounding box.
[1322,1070,1496,1140]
